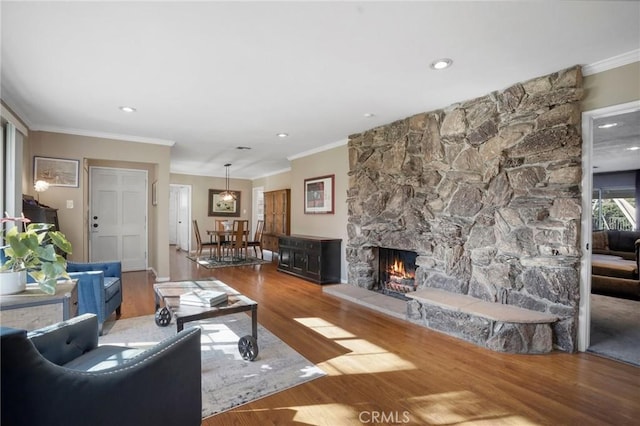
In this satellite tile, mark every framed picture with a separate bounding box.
[304,174,334,214]
[152,181,158,206]
[33,156,80,187]
[208,189,240,217]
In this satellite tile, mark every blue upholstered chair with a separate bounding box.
[1,314,202,426]
[66,261,123,334]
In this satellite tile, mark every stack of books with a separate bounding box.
[179,289,228,307]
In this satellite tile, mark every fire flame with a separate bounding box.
[388,258,414,279]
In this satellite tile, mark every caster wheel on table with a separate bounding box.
[238,335,259,361]
[155,307,172,327]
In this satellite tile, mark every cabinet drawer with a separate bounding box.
[278,237,294,248]
[263,235,280,251]
[302,241,320,252]
[281,238,318,251]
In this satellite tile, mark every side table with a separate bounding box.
[0,280,78,330]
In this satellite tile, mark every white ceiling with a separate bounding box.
[593,110,640,174]
[2,1,639,179]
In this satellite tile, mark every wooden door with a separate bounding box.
[264,191,275,235]
[274,190,286,235]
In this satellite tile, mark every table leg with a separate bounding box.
[154,292,161,311]
[208,234,215,259]
[251,305,258,340]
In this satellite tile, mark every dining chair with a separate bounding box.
[229,220,249,260]
[214,220,232,258]
[247,220,264,259]
[192,219,216,257]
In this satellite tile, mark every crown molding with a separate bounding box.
[582,49,640,76]
[0,102,29,136]
[287,138,348,161]
[33,126,175,146]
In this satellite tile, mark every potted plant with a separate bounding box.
[0,213,72,295]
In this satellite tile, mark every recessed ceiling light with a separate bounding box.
[119,106,136,113]
[597,122,618,129]
[236,146,252,150]
[276,133,289,138]
[626,146,640,151]
[363,113,375,118]
[430,58,453,70]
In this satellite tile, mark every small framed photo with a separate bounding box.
[33,156,79,187]
[208,189,240,217]
[304,174,334,214]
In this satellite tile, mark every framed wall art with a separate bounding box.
[33,156,80,187]
[304,174,334,214]
[208,189,240,217]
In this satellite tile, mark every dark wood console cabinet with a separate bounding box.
[278,235,341,284]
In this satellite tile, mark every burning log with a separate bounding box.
[385,279,416,293]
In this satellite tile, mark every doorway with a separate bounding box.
[89,166,148,271]
[169,184,191,252]
[580,101,640,359]
[252,186,264,237]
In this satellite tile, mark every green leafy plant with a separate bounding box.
[1,215,72,294]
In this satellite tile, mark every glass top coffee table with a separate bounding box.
[153,279,259,360]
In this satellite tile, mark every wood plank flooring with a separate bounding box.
[119,247,640,425]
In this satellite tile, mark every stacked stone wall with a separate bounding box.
[346,67,583,352]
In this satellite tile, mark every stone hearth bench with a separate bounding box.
[406,288,558,354]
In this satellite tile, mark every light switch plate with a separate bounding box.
[66,200,74,209]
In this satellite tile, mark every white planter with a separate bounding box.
[0,270,27,295]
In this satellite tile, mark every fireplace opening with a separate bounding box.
[375,247,417,300]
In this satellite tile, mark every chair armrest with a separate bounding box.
[27,314,99,366]
[68,270,108,323]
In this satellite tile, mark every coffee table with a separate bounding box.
[153,279,259,361]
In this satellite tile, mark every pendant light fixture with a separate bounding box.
[219,163,235,201]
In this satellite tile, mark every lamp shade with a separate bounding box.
[219,163,236,201]
[34,180,50,193]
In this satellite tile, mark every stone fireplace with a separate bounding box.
[346,67,583,352]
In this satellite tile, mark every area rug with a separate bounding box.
[588,294,640,366]
[100,314,326,418]
[187,255,270,269]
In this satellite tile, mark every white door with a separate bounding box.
[169,186,178,245]
[170,184,191,252]
[89,167,148,271]
[252,186,264,237]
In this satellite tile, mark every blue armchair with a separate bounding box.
[1,313,202,426]
[66,261,123,334]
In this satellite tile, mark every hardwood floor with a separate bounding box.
[120,247,640,425]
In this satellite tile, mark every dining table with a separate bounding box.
[206,229,250,261]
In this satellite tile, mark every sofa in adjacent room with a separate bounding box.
[591,230,640,300]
